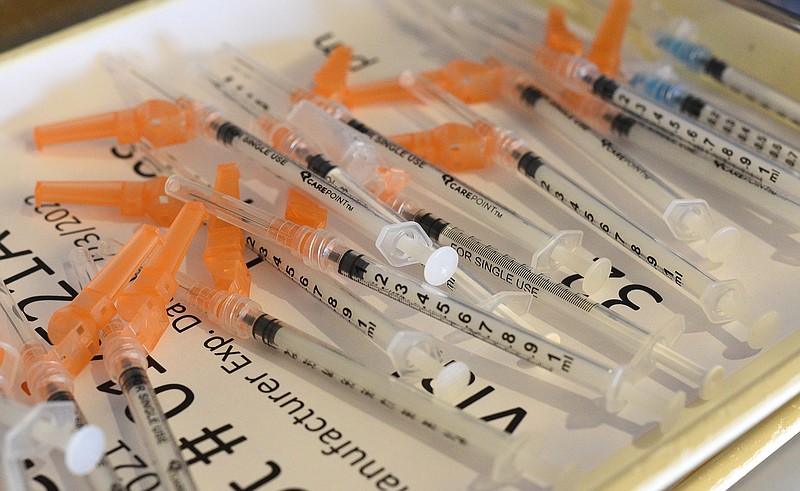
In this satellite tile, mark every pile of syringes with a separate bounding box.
[3,0,798,489]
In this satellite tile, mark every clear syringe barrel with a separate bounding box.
[496,62,743,264]
[525,45,800,202]
[175,266,469,401]
[0,280,74,402]
[655,33,800,127]
[175,279,579,489]
[331,247,685,426]
[101,316,197,491]
[629,71,800,171]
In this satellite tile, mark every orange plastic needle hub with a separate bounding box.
[345,59,502,107]
[33,99,197,149]
[285,187,328,230]
[35,176,183,227]
[47,224,162,375]
[116,201,208,352]
[587,0,632,76]
[313,45,352,103]
[545,7,584,56]
[203,164,252,296]
[391,123,490,172]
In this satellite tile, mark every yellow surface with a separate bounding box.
[676,393,800,489]
[577,327,800,489]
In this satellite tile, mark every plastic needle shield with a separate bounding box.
[46,224,162,375]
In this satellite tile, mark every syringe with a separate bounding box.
[198,44,613,293]
[396,68,741,263]
[401,5,781,348]
[130,118,561,349]
[165,174,688,426]
[628,70,800,171]
[654,26,800,128]
[199,69,600,335]
[383,194,722,399]
[174,275,582,489]
[0,280,116,490]
[497,62,780,349]
[531,47,800,201]
[276,98,724,398]
[99,202,206,491]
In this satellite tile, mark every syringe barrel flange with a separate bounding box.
[386,331,470,403]
[653,314,686,347]
[605,366,686,430]
[385,331,441,378]
[699,279,780,349]
[375,221,435,268]
[663,199,741,263]
[699,279,747,324]
[619,336,660,384]
[533,230,611,295]
[532,230,583,273]
[604,367,632,414]
[375,222,458,286]
[623,314,685,382]
[662,199,713,240]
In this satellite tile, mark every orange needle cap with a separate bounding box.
[33,99,197,149]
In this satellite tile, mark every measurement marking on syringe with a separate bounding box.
[443,228,597,313]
